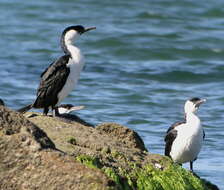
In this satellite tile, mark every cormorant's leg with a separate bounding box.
[190,161,193,172]
[52,106,59,117]
[43,107,49,116]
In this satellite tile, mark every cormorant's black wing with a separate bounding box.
[164,121,185,157]
[33,55,70,108]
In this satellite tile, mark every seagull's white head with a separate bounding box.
[184,97,206,114]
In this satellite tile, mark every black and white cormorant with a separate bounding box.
[164,97,206,172]
[18,25,96,115]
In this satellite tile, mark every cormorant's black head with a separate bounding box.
[63,25,96,36]
[184,97,206,113]
[190,97,201,103]
[61,25,96,54]
[63,25,85,35]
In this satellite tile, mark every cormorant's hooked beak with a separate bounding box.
[83,27,96,33]
[195,99,206,107]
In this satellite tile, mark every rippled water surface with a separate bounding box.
[0,0,224,188]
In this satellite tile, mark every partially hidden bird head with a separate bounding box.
[62,25,96,44]
[57,104,85,114]
[184,97,206,114]
[0,99,4,106]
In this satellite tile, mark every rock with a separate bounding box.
[0,107,220,190]
[27,113,148,173]
[0,107,115,190]
[0,106,55,149]
[96,122,147,151]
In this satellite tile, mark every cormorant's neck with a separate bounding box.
[60,35,77,55]
[60,34,83,65]
[185,112,200,126]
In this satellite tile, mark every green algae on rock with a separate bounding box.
[76,154,219,190]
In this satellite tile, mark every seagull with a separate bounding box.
[164,97,206,172]
[18,25,96,116]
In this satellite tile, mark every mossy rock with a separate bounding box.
[76,154,219,190]
[21,111,220,190]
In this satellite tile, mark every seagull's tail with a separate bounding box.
[17,104,33,113]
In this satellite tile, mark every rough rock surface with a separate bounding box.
[0,106,114,190]
[26,113,148,173]
[0,106,220,190]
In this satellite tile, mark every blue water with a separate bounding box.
[0,0,224,188]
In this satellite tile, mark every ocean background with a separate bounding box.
[0,0,223,188]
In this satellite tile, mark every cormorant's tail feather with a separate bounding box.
[17,104,33,113]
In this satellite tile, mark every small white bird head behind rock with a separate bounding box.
[57,104,85,114]
[184,97,206,114]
